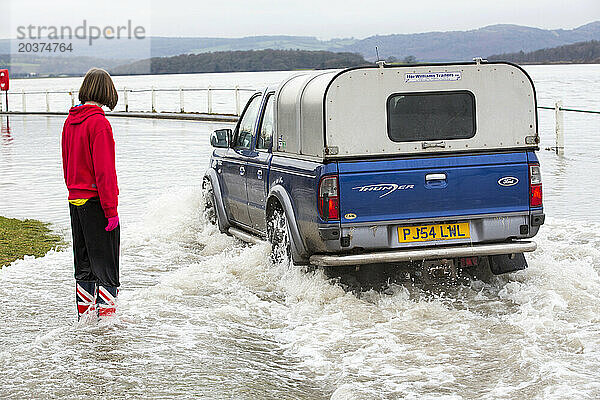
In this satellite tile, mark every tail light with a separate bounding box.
[318,175,339,221]
[529,164,543,207]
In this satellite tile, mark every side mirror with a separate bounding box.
[210,129,232,148]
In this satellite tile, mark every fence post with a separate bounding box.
[555,100,564,155]
[207,86,213,114]
[70,89,75,107]
[151,87,156,113]
[123,88,129,112]
[22,89,26,112]
[45,91,50,112]
[235,86,240,115]
[179,87,184,113]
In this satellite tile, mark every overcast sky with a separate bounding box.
[2,0,599,39]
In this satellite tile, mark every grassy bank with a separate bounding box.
[0,216,64,267]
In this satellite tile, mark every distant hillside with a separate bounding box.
[0,54,130,77]
[489,40,600,64]
[111,49,368,75]
[345,22,600,61]
[148,36,356,58]
[147,21,600,62]
[1,21,599,63]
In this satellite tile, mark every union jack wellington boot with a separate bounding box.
[76,281,97,321]
[96,285,118,318]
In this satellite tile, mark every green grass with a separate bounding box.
[0,216,65,267]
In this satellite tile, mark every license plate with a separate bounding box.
[397,222,470,243]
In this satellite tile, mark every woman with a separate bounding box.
[61,68,120,320]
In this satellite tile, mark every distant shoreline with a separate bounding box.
[8,61,600,80]
[488,40,600,66]
[504,61,600,65]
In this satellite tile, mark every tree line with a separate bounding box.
[111,49,370,75]
[488,40,600,64]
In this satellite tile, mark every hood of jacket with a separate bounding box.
[66,104,105,125]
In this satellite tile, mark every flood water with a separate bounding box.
[1,65,600,399]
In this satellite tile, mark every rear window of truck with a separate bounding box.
[387,91,476,142]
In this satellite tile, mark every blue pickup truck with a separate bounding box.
[203,61,544,275]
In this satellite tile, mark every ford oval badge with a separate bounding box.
[498,176,519,187]
[344,213,357,220]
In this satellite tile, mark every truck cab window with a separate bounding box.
[257,94,274,151]
[234,95,262,149]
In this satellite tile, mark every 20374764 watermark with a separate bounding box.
[16,20,146,53]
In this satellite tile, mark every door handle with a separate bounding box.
[239,166,245,176]
[426,173,447,181]
[257,169,263,180]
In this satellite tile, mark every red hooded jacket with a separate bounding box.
[62,104,119,218]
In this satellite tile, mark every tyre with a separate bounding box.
[267,206,291,265]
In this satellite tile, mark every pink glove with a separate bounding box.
[105,216,119,231]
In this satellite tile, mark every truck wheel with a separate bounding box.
[267,207,291,265]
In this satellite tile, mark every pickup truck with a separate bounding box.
[203,61,545,275]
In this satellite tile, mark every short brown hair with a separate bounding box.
[78,68,118,110]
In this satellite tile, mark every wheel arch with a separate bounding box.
[203,169,231,232]
[266,185,309,264]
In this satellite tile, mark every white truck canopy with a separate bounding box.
[274,62,538,159]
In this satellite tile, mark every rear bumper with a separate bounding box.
[309,240,537,267]
[329,213,539,253]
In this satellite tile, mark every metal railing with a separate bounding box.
[537,101,600,156]
[0,86,257,116]
[1,90,598,156]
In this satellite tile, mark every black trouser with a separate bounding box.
[69,198,120,287]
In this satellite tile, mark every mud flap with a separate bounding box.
[488,253,528,275]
